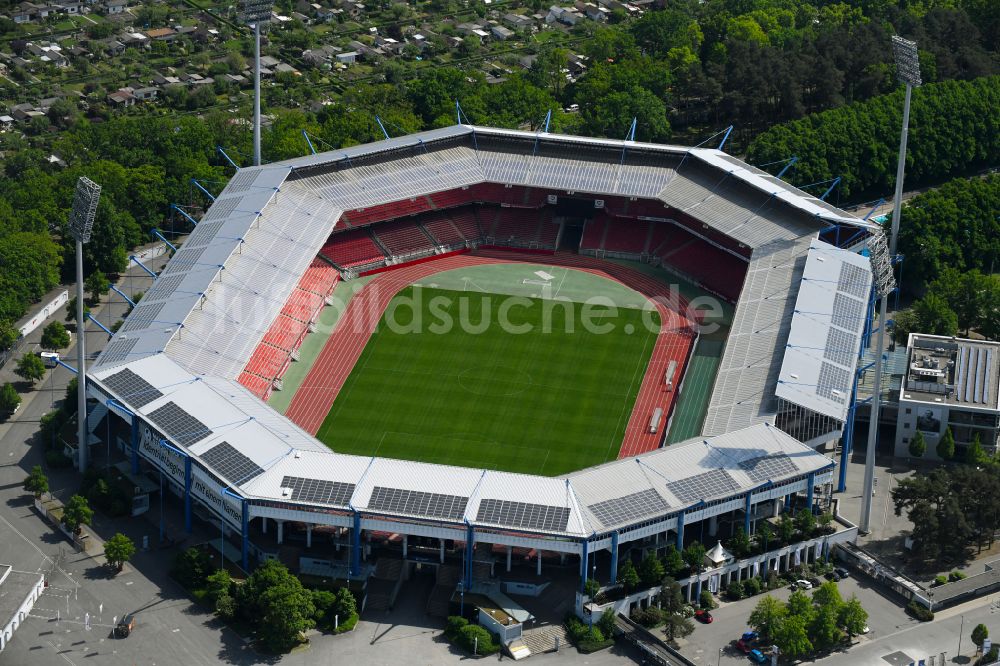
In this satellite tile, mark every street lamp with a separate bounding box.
[859,35,921,534]
[67,176,102,472]
[240,0,272,166]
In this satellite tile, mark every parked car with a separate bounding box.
[794,579,813,590]
[737,631,760,653]
[695,609,714,624]
[114,613,135,638]
[749,648,768,663]
[834,567,850,580]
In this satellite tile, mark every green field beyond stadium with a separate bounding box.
[316,282,660,476]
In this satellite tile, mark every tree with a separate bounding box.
[65,296,90,324]
[773,613,813,659]
[972,623,989,649]
[85,270,109,305]
[619,558,640,593]
[756,521,773,552]
[964,434,986,465]
[172,547,213,588]
[748,594,786,639]
[786,589,815,625]
[728,526,751,558]
[0,321,18,350]
[257,574,315,650]
[41,321,70,350]
[331,588,357,626]
[909,430,926,458]
[911,294,959,337]
[23,465,48,498]
[104,533,135,572]
[809,601,843,650]
[638,553,665,588]
[14,353,45,385]
[682,541,706,571]
[659,577,694,643]
[937,426,956,460]
[812,581,843,610]
[794,508,816,537]
[584,577,600,600]
[661,544,685,576]
[61,494,93,535]
[778,513,795,543]
[839,596,868,638]
[0,383,21,415]
[206,568,232,605]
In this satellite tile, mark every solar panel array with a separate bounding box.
[666,469,740,503]
[101,367,163,408]
[164,246,209,274]
[185,221,225,249]
[476,499,571,532]
[817,362,851,402]
[824,327,855,367]
[143,274,186,303]
[738,453,798,483]
[226,170,262,194]
[838,263,869,299]
[587,488,669,527]
[146,401,213,447]
[281,476,355,506]
[202,197,240,221]
[368,486,468,521]
[831,292,865,330]
[98,337,139,366]
[121,301,168,333]
[201,441,264,484]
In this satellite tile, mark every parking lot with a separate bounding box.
[676,571,915,665]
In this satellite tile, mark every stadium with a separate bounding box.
[85,125,878,630]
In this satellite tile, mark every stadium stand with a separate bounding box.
[319,229,386,268]
[580,214,608,250]
[489,207,550,247]
[244,343,292,381]
[298,258,340,297]
[647,221,677,255]
[423,212,467,247]
[448,207,484,242]
[429,188,474,210]
[370,218,437,257]
[341,197,434,228]
[281,288,325,324]
[237,371,273,400]
[603,218,651,254]
[662,242,748,301]
[262,314,309,352]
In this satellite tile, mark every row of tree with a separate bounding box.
[892,266,1000,343]
[748,583,868,659]
[747,76,1000,199]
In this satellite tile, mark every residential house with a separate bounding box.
[579,2,607,21]
[119,32,148,48]
[145,27,176,41]
[274,63,297,75]
[102,38,125,56]
[502,13,534,30]
[102,0,126,14]
[491,25,514,41]
[132,86,158,101]
[221,73,247,85]
[151,72,181,86]
[27,42,68,68]
[301,49,329,68]
[335,51,358,65]
[0,115,14,131]
[53,0,84,14]
[9,103,37,120]
[107,88,135,107]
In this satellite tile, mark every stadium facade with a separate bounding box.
[85,125,878,593]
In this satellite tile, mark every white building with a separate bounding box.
[895,333,1000,458]
[0,566,45,652]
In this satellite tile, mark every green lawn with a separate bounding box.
[316,286,659,476]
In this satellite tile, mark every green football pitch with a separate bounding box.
[315,285,660,476]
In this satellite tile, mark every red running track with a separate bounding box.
[283,251,698,460]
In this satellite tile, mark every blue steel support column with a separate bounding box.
[241,500,249,571]
[464,523,475,590]
[579,540,589,592]
[806,472,816,513]
[609,532,619,584]
[744,493,753,534]
[676,512,685,549]
[350,512,361,577]
[183,457,192,534]
[130,419,139,474]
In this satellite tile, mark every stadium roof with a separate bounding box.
[87,125,864,539]
[90,352,832,537]
[775,240,873,422]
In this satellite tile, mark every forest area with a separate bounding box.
[0,0,997,344]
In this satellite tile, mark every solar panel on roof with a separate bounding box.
[281,476,355,506]
[164,246,209,274]
[121,301,168,333]
[98,337,139,366]
[202,198,239,221]
[185,221,225,249]
[831,293,864,330]
[837,263,869,299]
[738,453,798,483]
[144,274,186,302]
[666,469,740,503]
[200,441,264,484]
[146,401,212,447]
[817,362,851,402]
[101,367,163,408]
[225,170,261,194]
[475,499,571,532]
[824,327,856,367]
[368,486,468,521]
[587,489,668,527]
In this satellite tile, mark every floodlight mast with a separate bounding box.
[859,36,921,534]
[241,0,272,166]
[68,176,102,471]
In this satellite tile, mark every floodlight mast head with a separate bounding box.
[68,176,101,243]
[891,36,922,87]
[240,0,272,25]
